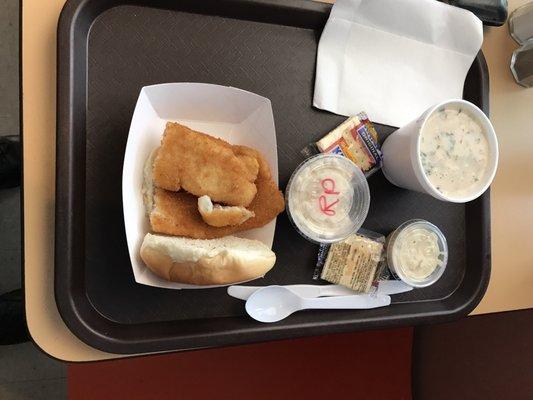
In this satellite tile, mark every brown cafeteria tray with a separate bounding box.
[55,0,491,354]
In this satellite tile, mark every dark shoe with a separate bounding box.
[0,135,21,189]
[0,289,29,345]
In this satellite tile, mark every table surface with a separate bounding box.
[23,0,533,361]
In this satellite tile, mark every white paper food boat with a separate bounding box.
[122,83,278,289]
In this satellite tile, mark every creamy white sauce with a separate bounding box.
[420,108,489,198]
[392,226,443,281]
[288,157,355,240]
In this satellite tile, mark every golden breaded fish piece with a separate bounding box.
[233,145,271,181]
[149,146,284,239]
[153,122,258,206]
[198,195,255,227]
[236,154,259,182]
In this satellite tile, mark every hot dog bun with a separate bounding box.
[140,233,276,285]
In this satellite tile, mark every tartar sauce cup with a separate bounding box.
[386,219,448,288]
[381,99,499,203]
[285,154,370,244]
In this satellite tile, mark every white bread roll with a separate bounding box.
[142,148,158,214]
[140,233,276,285]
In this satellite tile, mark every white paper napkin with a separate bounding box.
[313,0,483,127]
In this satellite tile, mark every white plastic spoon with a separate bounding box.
[245,286,391,323]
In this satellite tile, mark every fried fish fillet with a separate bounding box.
[148,148,284,239]
[232,145,271,181]
[235,153,260,181]
[198,195,255,227]
[153,122,258,206]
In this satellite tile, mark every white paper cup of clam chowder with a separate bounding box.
[381,99,498,203]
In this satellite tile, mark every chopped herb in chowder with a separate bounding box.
[419,108,489,199]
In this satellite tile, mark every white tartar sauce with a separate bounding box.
[420,108,489,198]
[387,220,448,287]
[392,226,443,280]
[286,155,369,243]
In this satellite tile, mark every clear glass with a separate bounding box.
[510,39,533,88]
[509,2,533,45]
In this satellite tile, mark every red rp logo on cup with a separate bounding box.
[319,178,340,216]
